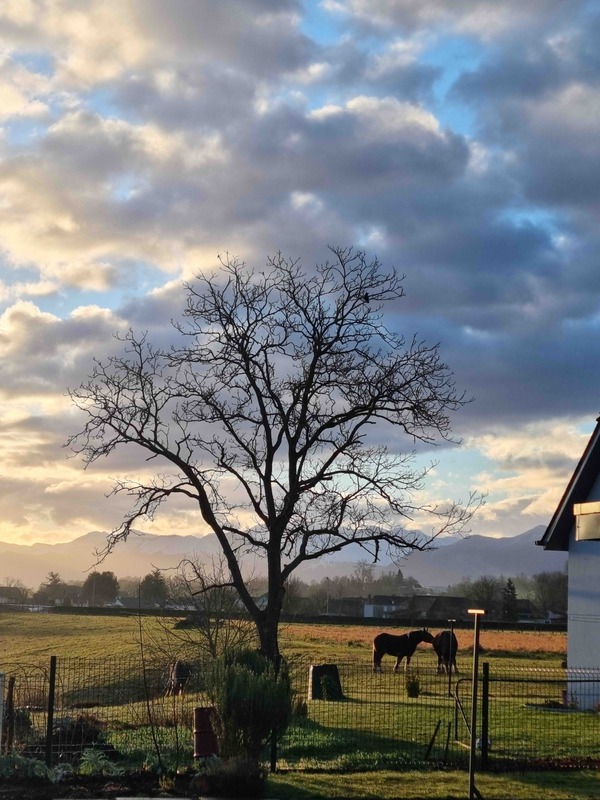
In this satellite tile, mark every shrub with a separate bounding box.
[205,649,293,762]
[292,694,308,718]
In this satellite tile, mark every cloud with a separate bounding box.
[328,0,580,41]
[0,0,598,547]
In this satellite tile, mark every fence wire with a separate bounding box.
[1,655,599,771]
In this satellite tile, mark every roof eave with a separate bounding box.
[538,418,600,552]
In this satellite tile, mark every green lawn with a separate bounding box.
[267,769,600,799]
[1,609,595,798]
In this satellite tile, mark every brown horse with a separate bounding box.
[373,628,436,673]
[433,630,459,674]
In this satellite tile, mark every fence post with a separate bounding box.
[481,662,489,769]
[270,728,277,773]
[4,676,15,754]
[45,655,57,767]
[0,673,4,753]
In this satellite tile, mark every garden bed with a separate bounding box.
[0,770,196,800]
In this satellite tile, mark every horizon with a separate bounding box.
[0,522,564,591]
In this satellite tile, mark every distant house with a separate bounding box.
[538,416,600,707]
[325,596,364,616]
[56,585,83,607]
[0,586,27,606]
[363,594,470,621]
[515,598,537,622]
[363,594,409,618]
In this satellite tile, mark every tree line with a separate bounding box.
[2,561,566,622]
[277,563,567,620]
[1,561,566,622]
[2,568,170,607]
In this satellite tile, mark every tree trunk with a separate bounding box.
[257,590,284,665]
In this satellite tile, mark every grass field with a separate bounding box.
[267,768,600,799]
[279,621,567,667]
[3,610,594,800]
[0,610,567,665]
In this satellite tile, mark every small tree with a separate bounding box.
[532,570,567,618]
[164,557,257,659]
[69,247,480,662]
[139,568,169,607]
[34,572,67,605]
[502,577,519,621]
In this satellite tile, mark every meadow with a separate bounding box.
[3,611,596,800]
[0,610,567,665]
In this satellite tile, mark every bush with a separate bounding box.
[205,649,293,761]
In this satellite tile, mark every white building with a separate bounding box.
[538,417,600,709]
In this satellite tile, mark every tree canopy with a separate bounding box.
[82,571,119,606]
[69,247,479,660]
[139,568,169,607]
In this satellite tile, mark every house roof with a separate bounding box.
[0,586,26,602]
[538,417,600,552]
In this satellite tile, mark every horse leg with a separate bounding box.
[393,656,402,673]
[373,650,382,673]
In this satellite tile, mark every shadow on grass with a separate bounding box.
[278,716,461,771]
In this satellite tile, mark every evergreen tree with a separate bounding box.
[139,568,169,607]
[502,577,518,621]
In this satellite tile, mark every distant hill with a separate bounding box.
[0,530,222,588]
[0,525,566,590]
[294,525,566,586]
[399,525,566,588]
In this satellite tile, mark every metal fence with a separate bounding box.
[2,655,599,771]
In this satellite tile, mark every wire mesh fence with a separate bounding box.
[1,655,600,771]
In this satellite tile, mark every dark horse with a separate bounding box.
[433,630,459,674]
[165,659,191,696]
[373,629,435,673]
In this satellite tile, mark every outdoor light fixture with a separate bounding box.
[468,609,486,800]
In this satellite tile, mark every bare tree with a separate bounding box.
[69,247,480,662]
[166,556,257,659]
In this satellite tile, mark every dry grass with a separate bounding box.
[280,621,567,663]
[0,611,566,666]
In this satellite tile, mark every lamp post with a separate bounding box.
[447,618,456,696]
[468,608,486,800]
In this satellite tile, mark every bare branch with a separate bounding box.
[68,247,483,660]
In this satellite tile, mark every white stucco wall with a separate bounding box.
[567,489,600,708]
[568,536,600,670]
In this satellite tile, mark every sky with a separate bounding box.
[0,0,599,548]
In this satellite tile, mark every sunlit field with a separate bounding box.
[2,609,593,800]
[0,611,567,667]
[279,620,567,669]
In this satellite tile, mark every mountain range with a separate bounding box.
[0,525,566,590]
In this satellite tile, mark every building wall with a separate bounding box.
[568,481,600,708]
